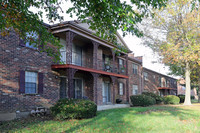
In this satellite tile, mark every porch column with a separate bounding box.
[66,31,76,64]
[67,68,77,98]
[92,41,99,69]
[111,50,115,73]
[125,55,129,102]
[111,76,117,104]
[91,73,100,104]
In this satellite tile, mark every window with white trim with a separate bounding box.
[133,63,138,74]
[25,31,38,49]
[119,83,123,95]
[132,85,138,95]
[144,72,148,80]
[25,71,38,94]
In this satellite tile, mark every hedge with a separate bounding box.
[50,99,97,120]
[164,95,180,104]
[142,92,164,104]
[130,94,156,106]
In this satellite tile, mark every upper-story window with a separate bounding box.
[119,59,125,73]
[144,72,148,80]
[132,63,138,74]
[25,71,38,94]
[72,44,82,66]
[159,77,162,87]
[166,80,170,87]
[153,75,156,83]
[25,31,38,49]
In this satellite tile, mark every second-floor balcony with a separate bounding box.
[60,51,126,75]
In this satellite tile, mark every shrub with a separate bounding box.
[177,94,185,103]
[142,92,164,104]
[130,94,156,107]
[178,95,195,103]
[164,95,180,104]
[50,99,97,120]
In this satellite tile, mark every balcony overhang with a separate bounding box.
[158,87,174,90]
[52,64,129,79]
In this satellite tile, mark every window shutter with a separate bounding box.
[19,39,25,47]
[19,70,25,93]
[38,73,44,94]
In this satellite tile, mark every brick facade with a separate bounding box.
[0,31,60,112]
[0,21,178,115]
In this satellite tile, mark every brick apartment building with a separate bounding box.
[0,21,177,118]
[143,68,177,96]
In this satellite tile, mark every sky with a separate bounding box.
[32,1,175,78]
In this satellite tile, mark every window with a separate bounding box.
[25,31,38,49]
[144,72,148,80]
[132,85,138,95]
[25,71,38,94]
[119,83,124,95]
[133,63,138,74]
[72,45,82,66]
[159,77,161,87]
[119,59,125,73]
[153,75,156,83]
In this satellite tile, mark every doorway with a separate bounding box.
[102,82,111,104]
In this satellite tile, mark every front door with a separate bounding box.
[74,79,83,99]
[60,77,67,99]
[102,82,111,104]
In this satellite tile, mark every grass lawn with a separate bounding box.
[1,104,200,133]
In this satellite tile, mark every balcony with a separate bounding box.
[53,51,128,78]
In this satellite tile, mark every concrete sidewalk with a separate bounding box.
[97,104,130,111]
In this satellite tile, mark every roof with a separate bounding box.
[45,20,132,53]
[143,67,177,80]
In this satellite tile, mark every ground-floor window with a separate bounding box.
[25,71,38,94]
[132,85,138,95]
[119,83,124,95]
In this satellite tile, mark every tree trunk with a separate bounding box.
[183,62,191,105]
[198,80,200,103]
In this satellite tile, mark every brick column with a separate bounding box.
[92,41,99,69]
[111,50,115,73]
[67,68,77,98]
[111,76,116,104]
[125,55,129,102]
[66,31,76,64]
[91,73,99,104]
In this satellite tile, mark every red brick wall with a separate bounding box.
[0,31,60,112]
[128,60,142,97]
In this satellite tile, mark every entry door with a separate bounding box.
[102,82,111,104]
[60,77,67,99]
[74,79,83,99]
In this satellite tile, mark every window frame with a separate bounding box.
[132,85,138,95]
[132,63,138,75]
[25,31,39,50]
[119,82,124,95]
[25,71,38,94]
[144,72,148,80]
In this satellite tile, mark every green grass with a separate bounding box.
[1,104,200,133]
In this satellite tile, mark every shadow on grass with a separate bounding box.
[1,105,200,132]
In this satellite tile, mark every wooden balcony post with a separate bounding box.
[66,31,76,64]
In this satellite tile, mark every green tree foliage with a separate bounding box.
[142,0,200,105]
[0,0,167,61]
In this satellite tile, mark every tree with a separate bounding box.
[142,0,200,105]
[0,0,167,61]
